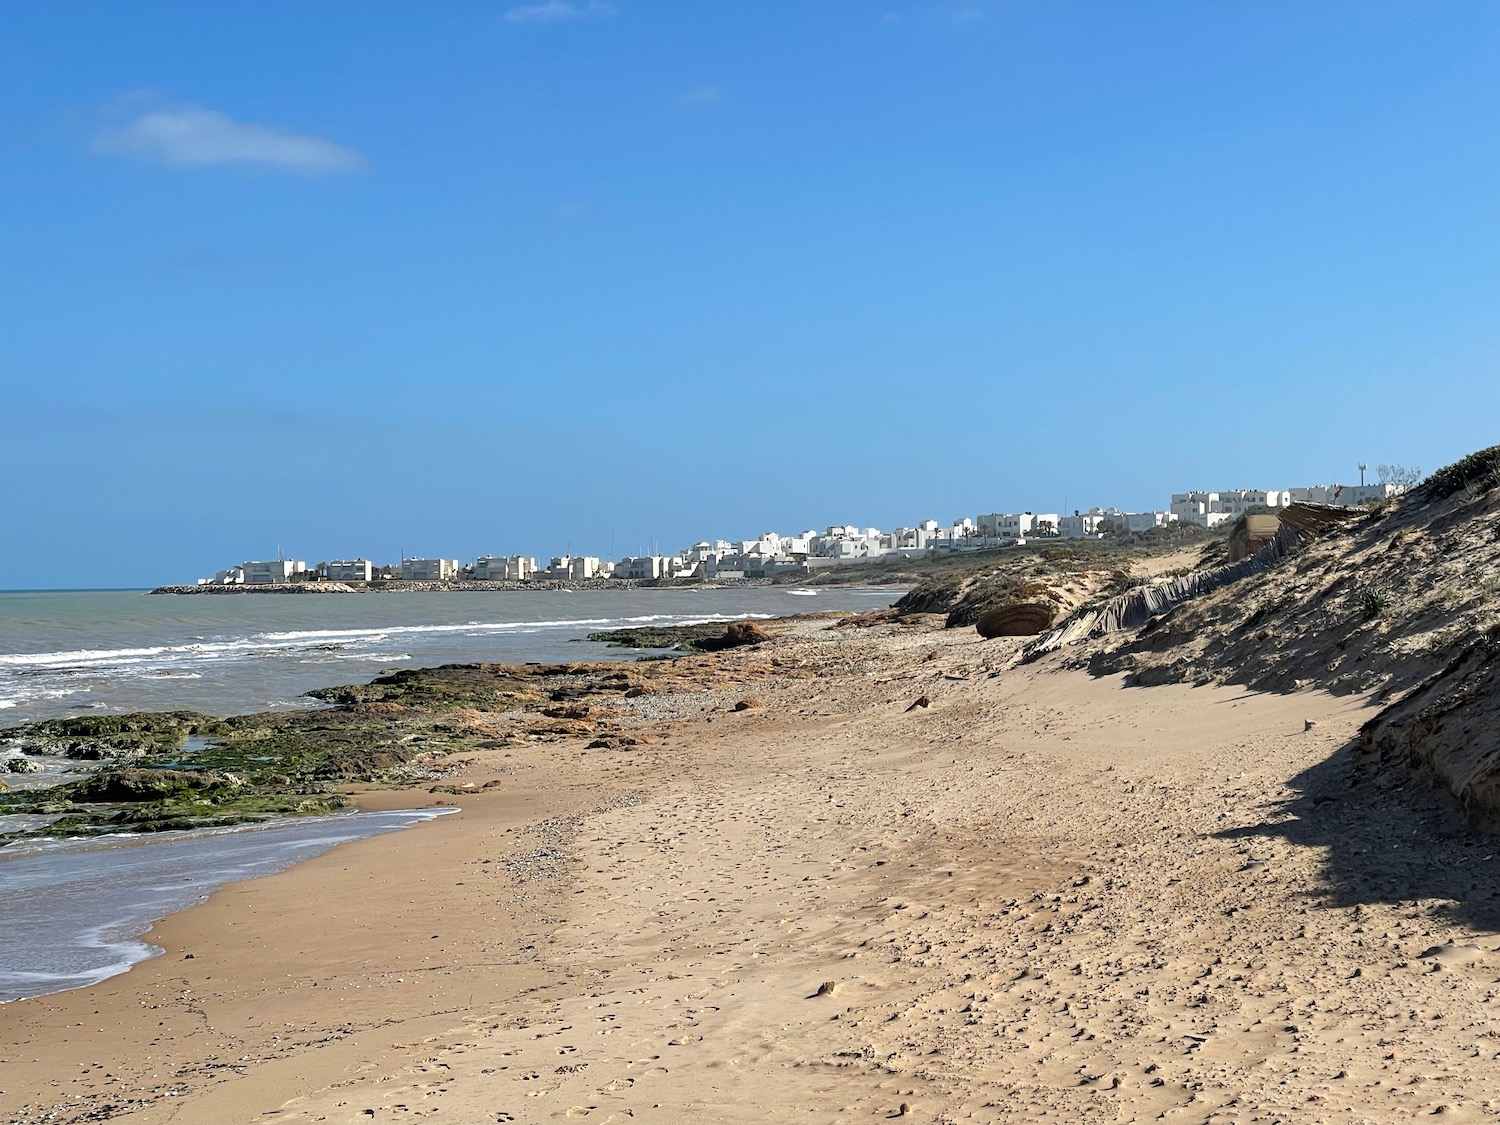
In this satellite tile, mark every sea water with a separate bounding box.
[0,809,453,1003]
[0,587,897,723]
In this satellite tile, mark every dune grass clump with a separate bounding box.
[1421,445,1500,502]
[1358,583,1392,621]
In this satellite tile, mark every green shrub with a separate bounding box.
[1357,584,1392,621]
[1421,445,1500,501]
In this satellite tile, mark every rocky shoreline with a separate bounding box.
[0,619,786,846]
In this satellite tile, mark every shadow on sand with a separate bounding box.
[1216,737,1500,932]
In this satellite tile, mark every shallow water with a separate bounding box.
[0,809,453,1003]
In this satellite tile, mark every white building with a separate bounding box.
[1170,492,1218,526]
[568,556,604,580]
[615,556,672,580]
[1058,510,1109,538]
[977,512,1058,539]
[1217,489,1290,516]
[808,525,885,561]
[1288,483,1403,507]
[475,555,535,581]
[925,518,981,550]
[199,567,245,585]
[325,559,373,582]
[783,531,816,555]
[1343,483,1403,505]
[976,512,1022,538]
[242,559,307,584]
[1120,510,1178,532]
[400,558,459,582]
[1171,490,1288,527]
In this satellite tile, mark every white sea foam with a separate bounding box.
[0,612,777,676]
[0,685,92,710]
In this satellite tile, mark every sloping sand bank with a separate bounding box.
[6,621,1500,1123]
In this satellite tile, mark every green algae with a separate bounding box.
[0,663,588,845]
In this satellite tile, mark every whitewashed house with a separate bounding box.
[400,558,458,581]
[243,559,307,584]
[325,559,373,582]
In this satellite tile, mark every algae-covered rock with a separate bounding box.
[63,768,238,803]
[312,746,417,780]
[0,711,219,757]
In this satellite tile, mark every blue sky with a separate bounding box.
[3,1,1497,588]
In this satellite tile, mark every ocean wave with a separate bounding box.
[296,651,413,663]
[0,685,92,708]
[0,612,778,675]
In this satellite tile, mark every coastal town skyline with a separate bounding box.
[193,474,1411,588]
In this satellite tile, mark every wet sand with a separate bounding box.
[6,618,1500,1123]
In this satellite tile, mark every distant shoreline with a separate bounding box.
[145,578,784,595]
[147,577,915,595]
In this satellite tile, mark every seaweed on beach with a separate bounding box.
[306,663,554,709]
[0,638,800,847]
[0,660,664,845]
[1,711,228,758]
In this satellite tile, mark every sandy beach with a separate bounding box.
[6,615,1499,1124]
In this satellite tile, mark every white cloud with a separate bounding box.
[93,105,366,174]
[503,0,614,23]
[682,84,720,105]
